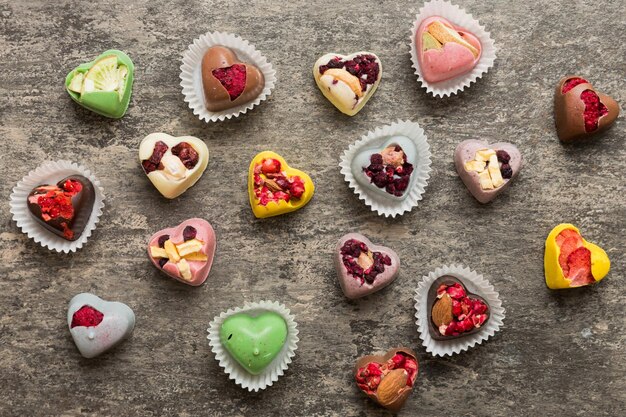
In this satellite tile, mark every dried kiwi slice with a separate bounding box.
[82,55,128,99]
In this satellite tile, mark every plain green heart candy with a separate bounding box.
[220,312,288,375]
[65,50,134,118]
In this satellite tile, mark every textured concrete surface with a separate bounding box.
[1,0,625,416]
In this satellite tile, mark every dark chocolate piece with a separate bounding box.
[27,175,96,241]
[426,275,490,341]
[554,75,619,142]
[201,46,265,112]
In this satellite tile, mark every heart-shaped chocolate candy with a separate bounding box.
[65,50,134,118]
[313,52,382,116]
[416,16,481,83]
[334,233,400,299]
[248,151,314,218]
[139,133,209,199]
[220,311,287,375]
[426,276,490,341]
[354,347,418,412]
[544,223,610,290]
[554,76,620,142]
[454,140,522,204]
[27,175,96,241]
[68,293,135,358]
[201,46,265,112]
[351,135,418,201]
[147,218,216,286]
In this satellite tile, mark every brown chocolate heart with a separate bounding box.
[27,175,96,241]
[554,75,620,142]
[354,347,418,412]
[426,276,490,341]
[201,46,264,112]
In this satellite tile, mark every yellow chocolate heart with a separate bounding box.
[544,223,610,290]
[247,151,314,218]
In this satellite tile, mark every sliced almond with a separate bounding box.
[427,21,480,58]
[323,68,364,98]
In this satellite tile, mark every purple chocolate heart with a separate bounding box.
[454,140,522,204]
[334,233,400,299]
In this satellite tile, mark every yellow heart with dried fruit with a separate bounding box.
[544,223,610,289]
[248,151,314,218]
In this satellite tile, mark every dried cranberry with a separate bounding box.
[171,142,199,169]
[183,226,197,241]
[496,150,510,164]
[158,235,170,248]
[500,164,513,179]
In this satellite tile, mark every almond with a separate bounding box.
[431,293,453,327]
[376,368,408,406]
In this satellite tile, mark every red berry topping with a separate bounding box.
[71,305,104,328]
[212,64,247,101]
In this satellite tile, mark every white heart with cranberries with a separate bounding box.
[68,293,135,358]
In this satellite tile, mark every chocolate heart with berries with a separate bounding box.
[354,347,418,412]
[27,175,96,241]
[313,52,382,116]
[202,46,265,112]
[427,276,490,341]
[334,233,400,299]
[554,76,620,142]
[147,218,216,286]
[68,293,135,358]
[454,140,522,204]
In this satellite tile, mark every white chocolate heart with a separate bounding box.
[139,133,209,199]
[313,52,382,116]
[67,293,135,358]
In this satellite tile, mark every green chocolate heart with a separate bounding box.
[220,311,288,375]
[65,50,134,118]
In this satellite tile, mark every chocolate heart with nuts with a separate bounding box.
[427,276,490,341]
[554,76,620,142]
[454,140,522,204]
[27,175,96,241]
[201,46,265,112]
[354,347,418,412]
[334,233,400,299]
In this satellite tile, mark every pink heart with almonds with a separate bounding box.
[334,233,400,299]
[147,218,216,286]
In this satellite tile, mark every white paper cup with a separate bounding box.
[180,31,276,122]
[207,300,299,392]
[414,264,505,357]
[409,0,497,97]
[339,120,432,218]
[9,160,105,253]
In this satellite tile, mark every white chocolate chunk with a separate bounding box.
[160,153,187,181]
[464,160,486,172]
[150,246,167,258]
[176,239,204,257]
[478,170,494,190]
[488,155,504,188]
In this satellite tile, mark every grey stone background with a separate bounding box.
[1,0,624,416]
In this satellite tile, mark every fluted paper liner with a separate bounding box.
[410,0,497,97]
[180,31,276,122]
[339,120,431,218]
[9,160,105,253]
[414,264,505,356]
[207,300,299,392]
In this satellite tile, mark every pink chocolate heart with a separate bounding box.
[416,16,481,83]
[334,233,400,299]
[147,218,216,286]
[454,140,522,204]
